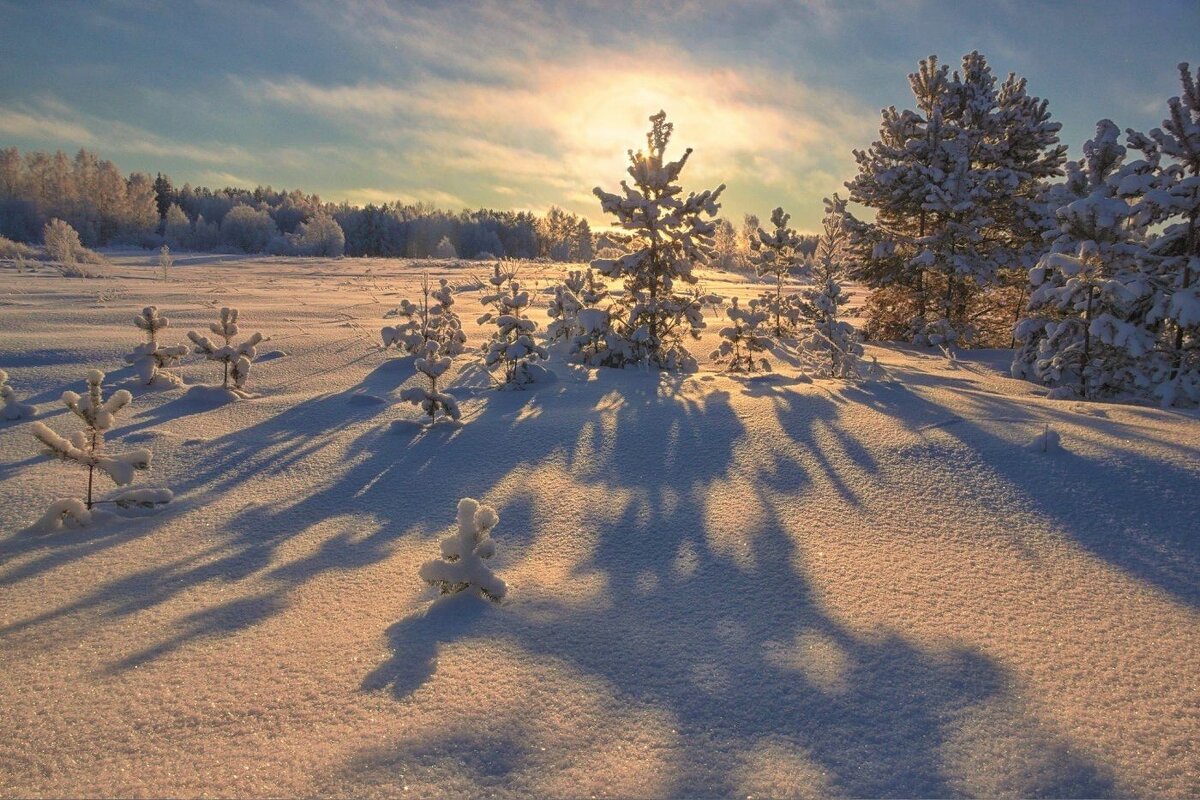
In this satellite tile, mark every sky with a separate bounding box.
[0,0,1196,232]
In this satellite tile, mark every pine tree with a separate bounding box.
[592,110,726,370]
[710,296,772,372]
[399,340,461,424]
[1013,121,1152,400]
[382,274,467,357]
[153,173,173,232]
[0,368,35,420]
[187,307,265,395]
[1122,63,1200,405]
[750,207,805,336]
[418,497,507,602]
[30,369,170,530]
[800,196,866,378]
[844,52,1066,347]
[478,264,548,387]
[126,306,188,386]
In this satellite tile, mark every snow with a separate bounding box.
[0,253,1197,797]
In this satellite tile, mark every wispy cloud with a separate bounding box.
[0,97,249,166]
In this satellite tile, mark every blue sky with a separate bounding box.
[1,0,1196,231]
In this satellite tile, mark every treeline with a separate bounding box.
[0,147,599,261]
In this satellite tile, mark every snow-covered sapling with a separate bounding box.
[29,369,170,530]
[711,297,773,372]
[479,264,548,388]
[400,340,461,424]
[158,244,172,280]
[381,274,466,357]
[592,110,726,370]
[799,197,867,379]
[126,306,188,386]
[750,207,806,336]
[187,307,265,395]
[418,497,507,602]
[0,368,35,419]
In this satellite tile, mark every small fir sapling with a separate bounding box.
[29,369,170,530]
[799,197,867,379]
[158,244,172,280]
[399,340,461,424]
[479,263,548,387]
[592,110,726,370]
[546,268,613,356]
[187,307,265,395]
[418,497,507,602]
[126,306,188,386]
[381,274,467,356]
[750,207,806,336]
[0,368,36,419]
[710,296,773,372]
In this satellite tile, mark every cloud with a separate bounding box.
[0,97,249,166]
[337,187,468,208]
[238,45,875,225]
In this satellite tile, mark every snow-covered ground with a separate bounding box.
[0,253,1197,798]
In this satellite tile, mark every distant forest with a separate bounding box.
[0,146,610,261]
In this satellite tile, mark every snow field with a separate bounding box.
[0,253,1197,797]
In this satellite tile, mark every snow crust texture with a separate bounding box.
[0,254,1197,798]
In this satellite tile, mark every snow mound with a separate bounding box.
[1025,426,1063,453]
[345,393,386,407]
[257,350,288,361]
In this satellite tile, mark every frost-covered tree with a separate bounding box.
[400,340,461,424]
[418,497,507,601]
[433,235,457,259]
[43,217,82,266]
[1121,63,1200,405]
[29,369,170,530]
[1013,121,1153,400]
[290,212,345,257]
[0,368,35,419]
[126,306,188,386]
[187,307,265,395]
[163,203,191,248]
[546,268,608,343]
[800,197,866,379]
[750,207,806,336]
[592,110,726,370]
[221,205,278,253]
[382,274,467,357]
[158,244,172,280]
[710,296,772,372]
[844,52,1066,346]
[479,264,548,387]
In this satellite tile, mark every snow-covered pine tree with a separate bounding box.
[126,306,188,386]
[750,207,805,336]
[592,110,726,370]
[399,340,461,424]
[1122,63,1200,405]
[418,497,507,602]
[381,274,467,357]
[187,307,264,395]
[0,368,35,419]
[710,296,772,372]
[29,369,170,530]
[800,196,867,378]
[844,52,1066,346]
[478,263,548,387]
[1013,121,1153,400]
[158,244,172,280]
